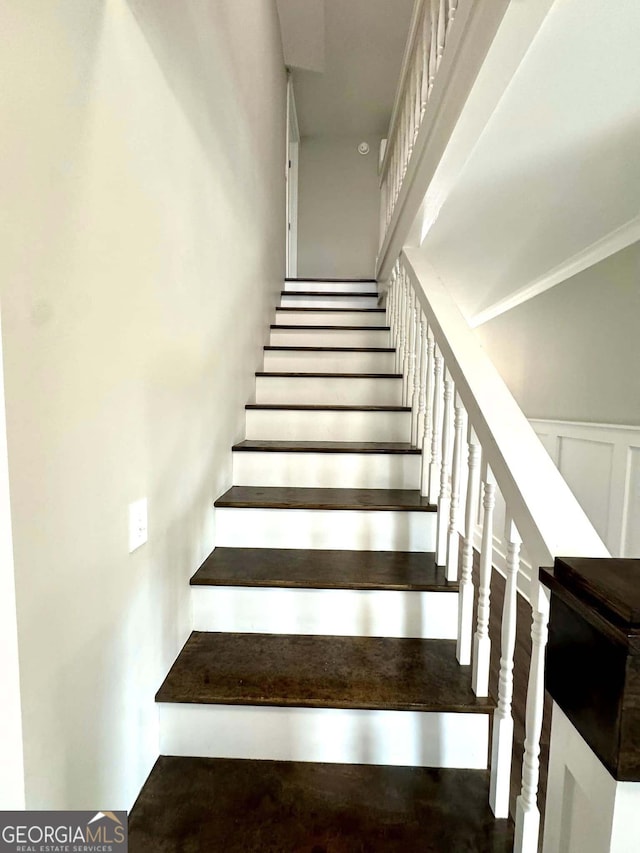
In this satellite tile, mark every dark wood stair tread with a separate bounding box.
[129,757,514,853]
[281,291,378,297]
[271,324,390,331]
[214,486,436,512]
[191,547,454,591]
[245,403,409,412]
[255,372,402,378]
[264,345,394,352]
[285,277,377,282]
[276,306,385,313]
[155,632,493,713]
[232,440,419,454]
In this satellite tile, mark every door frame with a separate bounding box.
[285,73,300,278]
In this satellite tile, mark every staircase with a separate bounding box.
[129,278,514,851]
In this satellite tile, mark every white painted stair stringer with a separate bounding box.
[159,703,489,769]
[192,585,457,639]
[232,450,420,489]
[215,507,436,551]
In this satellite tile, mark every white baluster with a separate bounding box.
[490,517,522,818]
[457,426,481,665]
[436,375,453,567]
[387,264,397,330]
[415,312,428,449]
[428,349,443,501]
[472,464,496,697]
[428,0,438,94]
[446,393,465,581]
[447,0,458,35]
[420,0,431,114]
[407,63,416,157]
[410,301,422,446]
[515,583,550,853]
[420,331,435,497]
[402,276,412,404]
[388,266,396,349]
[405,291,417,410]
[395,272,406,375]
[436,0,447,70]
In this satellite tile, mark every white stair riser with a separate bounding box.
[270,328,390,348]
[245,409,410,442]
[159,704,489,769]
[255,376,402,406]
[275,310,387,326]
[283,281,376,294]
[281,295,379,309]
[192,587,458,639]
[263,350,395,373]
[233,451,420,489]
[215,507,436,551]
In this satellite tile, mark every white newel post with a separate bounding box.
[446,392,465,581]
[420,331,435,498]
[490,517,522,818]
[472,464,496,697]
[515,582,550,853]
[416,313,428,451]
[457,426,481,665]
[436,375,454,566]
[428,350,444,502]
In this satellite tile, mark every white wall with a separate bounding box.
[474,243,640,426]
[0,303,25,809]
[297,136,380,279]
[0,0,285,810]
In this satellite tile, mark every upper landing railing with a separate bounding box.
[379,0,457,233]
[377,0,511,281]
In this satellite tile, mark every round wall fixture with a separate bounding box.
[357,142,370,155]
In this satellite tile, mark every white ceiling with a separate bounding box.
[279,0,414,138]
[420,0,640,322]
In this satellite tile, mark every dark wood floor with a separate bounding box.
[129,756,514,853]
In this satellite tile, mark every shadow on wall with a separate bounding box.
[126,0,286,232]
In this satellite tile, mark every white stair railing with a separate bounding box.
[388,250,609,853]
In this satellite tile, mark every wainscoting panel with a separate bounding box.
[529,420,640,557]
